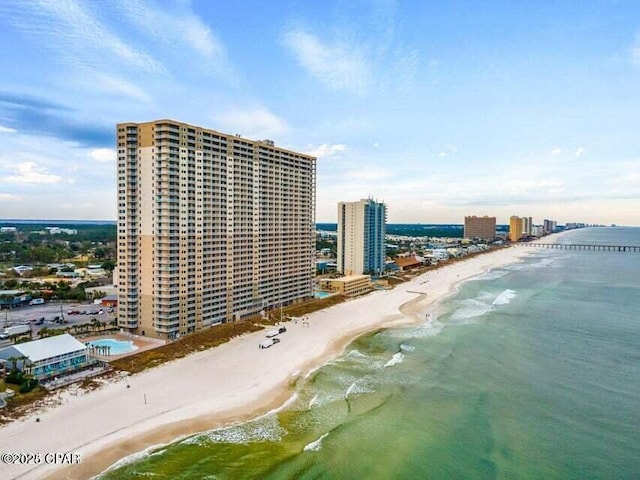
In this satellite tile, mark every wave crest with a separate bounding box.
[492,289,516,305]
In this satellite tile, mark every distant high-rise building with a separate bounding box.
[337,199,386,275]
[464,215,496,240]
[509,216,524,241]
[543,219,557,234]
[117,120,316,339]
[522,216,533,236]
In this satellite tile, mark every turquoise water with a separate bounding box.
[314,291,334,299]
[89,339,137,355]
[101,227,640,479]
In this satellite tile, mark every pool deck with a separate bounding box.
[82,333,165,361]
[314,291,337,299]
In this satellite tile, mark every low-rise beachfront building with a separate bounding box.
[318,275,373,296]
[394,256,423,271]
[430,249,450,261]
[0,334,92,381]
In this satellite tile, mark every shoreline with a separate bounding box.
[0,245,534,480]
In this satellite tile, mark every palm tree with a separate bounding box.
[8,356,18,371]
[17,355,29,373]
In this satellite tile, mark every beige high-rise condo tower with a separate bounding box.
[464,215,496,240]
[117,120,316,339]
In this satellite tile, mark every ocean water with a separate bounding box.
[100,227,640,480]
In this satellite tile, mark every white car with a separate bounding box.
[259,337,281,349]
[265,326,287,338]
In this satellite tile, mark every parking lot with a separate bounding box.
[0,301,117,344]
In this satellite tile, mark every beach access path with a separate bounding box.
[0,245,533,480]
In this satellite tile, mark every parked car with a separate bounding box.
[259,337,281,349]
[67,310,80,315]
[265,326,287,338]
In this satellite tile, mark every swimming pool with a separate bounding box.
[314,291,333,299]
[88,338,138,355]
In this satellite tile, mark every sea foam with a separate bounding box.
[97,442,171,477]
[345,382,358,398]
[400,343,415,352]
[384,352,405,368]
[450,298,493,321]
[492,289,516,305]
[303,432,329,452]
[187,416,286,445]
[346,349,368,358]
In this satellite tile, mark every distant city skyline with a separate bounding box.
[0,1,639,225]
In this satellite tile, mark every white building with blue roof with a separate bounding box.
[0,334,91,381]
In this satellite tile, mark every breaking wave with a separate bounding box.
[303,432,330,452]
[384,352,405,368]
[492,289,516,305]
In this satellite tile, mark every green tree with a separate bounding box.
[101,259,116,272]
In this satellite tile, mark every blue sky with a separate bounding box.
[0,0,639,225]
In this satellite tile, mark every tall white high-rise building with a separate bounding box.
[117,120,316,339]
[337,199,386,276]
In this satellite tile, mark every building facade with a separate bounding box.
[117,120,316,339]
[463,215,496,240]
[318,275,372,296]
[509,216,524,241]
[543,219,557,234]
[337,199,386,276]
[0,334,91,381]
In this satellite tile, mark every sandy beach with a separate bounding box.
[0,245,534,480]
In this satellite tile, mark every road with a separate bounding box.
[0,300,116,340]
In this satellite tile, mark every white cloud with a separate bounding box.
[305,144,346,159]
[5,162,63,185]
[0,125,17,134]
[90,72,154,103]
[551,147,562,155]
[111,0,234,82]
[89,148,116,163]
[283,29,371,93]
[116,0,225,60]
[373,142,380,148]
[215,107,289,139]
[0,193,20,201]
[575,147,586,157]
[0,0,165,74]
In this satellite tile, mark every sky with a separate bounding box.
[0,0,639,226]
